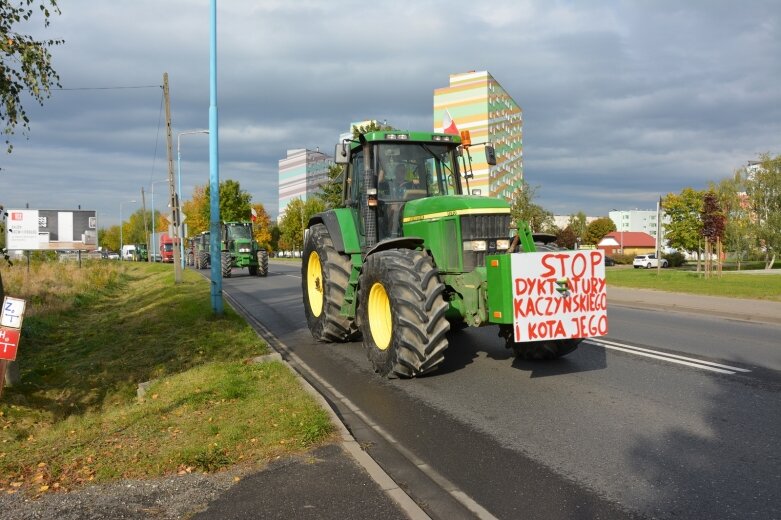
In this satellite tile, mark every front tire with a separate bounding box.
[302,223,358,342]
[199,251,209,269]
[221,252,232,278]
[358,249,450,378]
[257,250,269,277]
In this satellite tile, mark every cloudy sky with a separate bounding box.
[2,0,779,227]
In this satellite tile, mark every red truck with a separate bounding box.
[160,233,175,263]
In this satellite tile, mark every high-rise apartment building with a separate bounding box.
[277,148,333,219]
[609,209,666,238]
[433,71,523,200]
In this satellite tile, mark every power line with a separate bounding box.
[53,85,161,91]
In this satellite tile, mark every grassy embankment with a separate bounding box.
[606,267,781,301]
[0,261,334,496]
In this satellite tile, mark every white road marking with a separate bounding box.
[585,338,751,375]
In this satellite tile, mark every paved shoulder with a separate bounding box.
[608,286,781,325]
[192,444,406,520]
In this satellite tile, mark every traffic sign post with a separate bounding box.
[0,296,26,398]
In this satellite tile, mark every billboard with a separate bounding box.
[5,209,98,251]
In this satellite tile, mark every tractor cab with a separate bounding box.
[337,131,465,243]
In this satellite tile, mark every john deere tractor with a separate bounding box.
[220,221,268,278]
[302,130,607,378]
[194,231,210,270]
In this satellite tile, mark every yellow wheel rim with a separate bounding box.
[307,251,324,317]
[368,282,392,351]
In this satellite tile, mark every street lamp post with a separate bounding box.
[119,200,137,260]
[150,179,168,262]
[177,129,209,268]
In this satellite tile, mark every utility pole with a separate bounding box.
[141,187,149,261]
[163,72,182,283]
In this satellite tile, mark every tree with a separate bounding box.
[567,211,588,242]
[251,202,272,250]
[182,185,209,235]
[278,197,325,252]
[664,188,704,268]
[1,1,62,304]
[701,190,725,277]
[352,120,393,138]
[197,179,253,225]
[713,172,754,270]
[555,225,579,249]
[745,153,781,269]
[510,180,555,233]
[98,226,120,253]
[1,0,63,154]
[317,163,345,210]
[583,217,616,246]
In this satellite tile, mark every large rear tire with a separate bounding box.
[302,223,358,342]
[358,249,450,378]
[221,252,232,278]
[257,250,269,277]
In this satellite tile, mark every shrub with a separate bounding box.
[611,253,634,265]
[663,251,687,267]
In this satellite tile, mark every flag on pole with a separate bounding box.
[442,109,459,135]
[251,207,258,222]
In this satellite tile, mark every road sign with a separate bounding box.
[1,297,25,329]
[0,327,21,361]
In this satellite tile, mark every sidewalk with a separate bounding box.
[608,286,781,325]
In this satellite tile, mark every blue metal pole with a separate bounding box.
[177,143,185,269]
[209,0,223,315]
[150,190,154,261]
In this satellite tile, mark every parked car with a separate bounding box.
[604,255,616,266]
[633,253,668,269]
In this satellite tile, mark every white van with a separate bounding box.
[121,244,136,261]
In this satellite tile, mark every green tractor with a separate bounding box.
[302,130,607,378]
[194,231,210,270]
[219,221,268,278]
[132,243,148,262]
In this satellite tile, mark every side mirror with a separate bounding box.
[334,142,349,164]
[485,144,497,166]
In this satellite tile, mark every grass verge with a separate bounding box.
[0,261,334,496]
[607,267,781,301]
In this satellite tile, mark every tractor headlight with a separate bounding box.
[239,247,251,253]
[496,239,510,250]
[463,240,487,252]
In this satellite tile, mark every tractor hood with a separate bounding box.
[401,195,511,224]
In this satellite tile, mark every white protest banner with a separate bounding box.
[510,250,608,342]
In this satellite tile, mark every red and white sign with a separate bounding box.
[0,327,21,361]
[510,251,608,342]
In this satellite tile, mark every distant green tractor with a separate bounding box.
[132,243,148,262]
[220,221,268,278]
[194,231,210,270]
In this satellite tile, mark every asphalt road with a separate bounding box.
[219,261,781,520]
